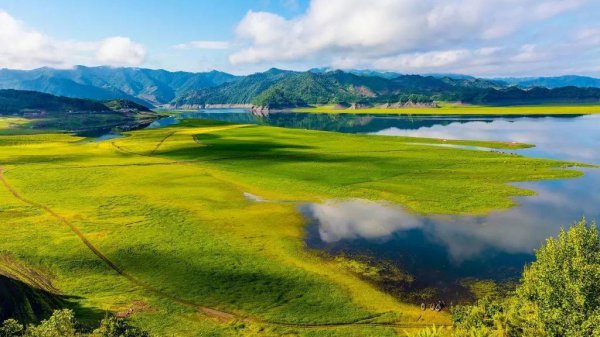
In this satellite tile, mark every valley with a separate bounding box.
[0,116,588,336]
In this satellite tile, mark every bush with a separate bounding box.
[91,316,149,337]
[0,310,149,337]
[0,319,24,337]
[24,309,77,337]
[452,219,600,337]
[517,219,600,337]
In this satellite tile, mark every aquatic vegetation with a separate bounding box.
[0,117,588,336]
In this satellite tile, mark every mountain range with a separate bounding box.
[1,66,600,108]
[0,66,236,107]
[0,89,151,115]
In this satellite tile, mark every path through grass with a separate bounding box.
[0,118,588,336]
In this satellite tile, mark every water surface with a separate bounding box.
[166,110,600,301]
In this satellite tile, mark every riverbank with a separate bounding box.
[289,103,600,115]
[0,118,589,336]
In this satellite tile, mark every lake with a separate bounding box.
[158,110,600,302]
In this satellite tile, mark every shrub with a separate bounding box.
[0,319,24,337]
[452,219,600,337]
[517,219,600,337]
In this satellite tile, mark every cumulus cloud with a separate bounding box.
[173,40,230,50]
[229,0,594,75]
[0,11,146,69]
[96,37,146,66]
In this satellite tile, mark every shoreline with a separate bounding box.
[287,104,600,115]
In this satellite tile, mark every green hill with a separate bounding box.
[0,90,110,114]
[0,66,237,106]
[174,69,600,108]
[0,90,157,134]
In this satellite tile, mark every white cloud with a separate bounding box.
[97,37,146,66]
[173,40,230,50]
[0,11,146,69]
[229,0,593,75]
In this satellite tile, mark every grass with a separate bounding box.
[0,117,588,336]
[290,103,600,115]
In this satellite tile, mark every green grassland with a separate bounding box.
[291,103,600,115]
[0,118,588,336]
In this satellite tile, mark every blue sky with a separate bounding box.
[0,0,599,76]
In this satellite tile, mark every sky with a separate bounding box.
[0,0,599,77]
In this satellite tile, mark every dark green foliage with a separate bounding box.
[475,86,600,105]
[0,310,149,337]
[175,69,600,108]
[0,90,109,115]
[452,219,600,337]
[24,309,77,337]
[173,68,293,106]
[102,100,151,112]
[517,219,600,337]
[0,319,24,337]
[0,275,65,324]
[92,316,149,337]
[2,67,600,108]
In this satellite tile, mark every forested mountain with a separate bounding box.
[497,75,600,89]
[1,66,600,109]
[0,66,236,106]
[172,68,294,106]
[0,90,151,115]
[173,70,600,108]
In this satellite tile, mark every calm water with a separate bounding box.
[160,111,600,301]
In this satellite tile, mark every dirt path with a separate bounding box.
[0,162,449,330]
[0,166,237,321]
[150,131,176,155]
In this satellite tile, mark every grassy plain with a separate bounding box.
[291,103,600,115]
[0,118,587,336]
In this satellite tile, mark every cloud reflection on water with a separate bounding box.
[303,168,600,262]
[373,116,600,164]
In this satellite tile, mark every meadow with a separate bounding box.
[0,118,587,336]
[291,103,600,115]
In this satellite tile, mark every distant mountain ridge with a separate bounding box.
[496,75,600,89]
[1,66,600,108]
[0,66,236,106]
[0,89,151,114]
[174,69,600,108]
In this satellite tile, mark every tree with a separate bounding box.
[517,219,600,337]
[24,309,78,337]
[452,219,600,337]
[91,316,149,337]
[0,319,24,337]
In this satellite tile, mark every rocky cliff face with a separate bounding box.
[377,101,439,108]
[167,103,254,110]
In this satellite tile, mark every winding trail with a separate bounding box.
[0,166,237,321]
[150,131,176,155]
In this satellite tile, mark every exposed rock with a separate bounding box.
[377,101,439,109]
[165,103,254,110]
[251,105,270,115]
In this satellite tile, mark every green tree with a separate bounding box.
[517,219,600,337]
[0,319,24,337]
[24,309,78,337]
[452,219,600,337]
[91,316,149,337]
